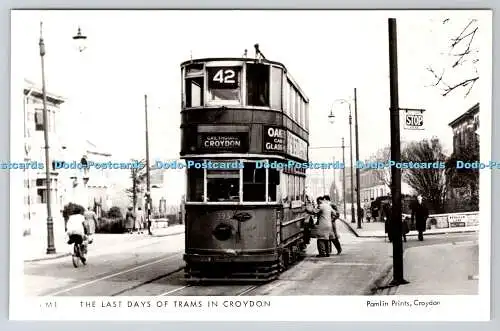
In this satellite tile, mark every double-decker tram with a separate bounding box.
[180,47,310,282]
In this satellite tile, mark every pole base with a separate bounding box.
[46,247,56,254]
[390,278,409,286]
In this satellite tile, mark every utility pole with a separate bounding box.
[354,88,362,229]
[39,22,55,254]
[342,137,347,221]
[145,94,152,235]
[388,18,408,285]
[349,111,355,224]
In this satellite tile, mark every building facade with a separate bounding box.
[23,79,67,235]
[446,103,480,211]
[449,103,479,154]
[22,79,114,236]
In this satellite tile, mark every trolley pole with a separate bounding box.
[388,18,408,285]
[354,88,362,229]
[342,137,347,221]
[145,94,152,235]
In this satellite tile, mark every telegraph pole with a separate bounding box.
[354,88,362,229]
[145,94,152,235]
[388,18,408,285]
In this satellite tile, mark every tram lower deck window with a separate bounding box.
[243,162,266,202]
[207,169,239,202]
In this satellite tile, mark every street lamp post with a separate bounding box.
[354,89,362,229]
[341,138,347,220]
[144,94,152,235]
[330,96,357,225]
[39,22,55,254]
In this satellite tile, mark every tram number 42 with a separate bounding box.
[209,67,239,88]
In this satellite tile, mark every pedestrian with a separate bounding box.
[306,196,335,257]
[83,206,97,244]
[383,200,409,242]
[125,206,135,234]
[323,195,342,255]
[135,206,145,234]
[411,195,429,241]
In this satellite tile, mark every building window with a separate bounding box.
[207,66,242,105]
[246,63,269,106]
[35,109,44,131]
[37,188,47,203]
[270,66,282,110]
[289,85,295,121]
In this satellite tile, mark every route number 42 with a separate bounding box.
[212,69,236,84]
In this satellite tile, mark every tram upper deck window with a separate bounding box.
[206,169,240,202]
[185,77,204,107]
[206,66,242,105]
[246,63,269,107]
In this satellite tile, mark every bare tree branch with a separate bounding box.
[426,18,479,98]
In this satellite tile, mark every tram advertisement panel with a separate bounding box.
[263,125,286,153]
[197,132,248,153]
[286,131,308,161]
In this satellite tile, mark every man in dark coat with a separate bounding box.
[411,195,429,241]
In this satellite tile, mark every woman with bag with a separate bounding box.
[306,196,335,257]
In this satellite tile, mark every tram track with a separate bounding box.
[42,249,267,297]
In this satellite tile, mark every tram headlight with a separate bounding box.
[212,223,233,241]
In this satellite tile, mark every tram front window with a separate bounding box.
[207,66,242,105]
[207,169,239,202]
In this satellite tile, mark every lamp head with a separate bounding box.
[72,26,87,53]
[328,109,335,124]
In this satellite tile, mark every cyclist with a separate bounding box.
[66,205,90,262]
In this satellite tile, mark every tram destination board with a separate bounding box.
[263,125,286,153]
[197,132,248,153]
[207,66,240,89]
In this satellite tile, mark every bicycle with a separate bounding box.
[69,235,87,268]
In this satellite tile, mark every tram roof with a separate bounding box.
[181,57,309,102]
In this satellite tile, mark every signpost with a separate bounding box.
[402,108,426,130]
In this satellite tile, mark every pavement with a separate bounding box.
[23,224,185,262]
[375,240,479,295]
[341,219,478,238]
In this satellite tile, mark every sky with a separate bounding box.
[11,10,490,197]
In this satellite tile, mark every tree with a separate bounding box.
[427,18,479,97]
[445,136,479,210]
[401,138,448,213]
[125,159,146,209]
[370,146,391,189]
[369,143,409,190]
